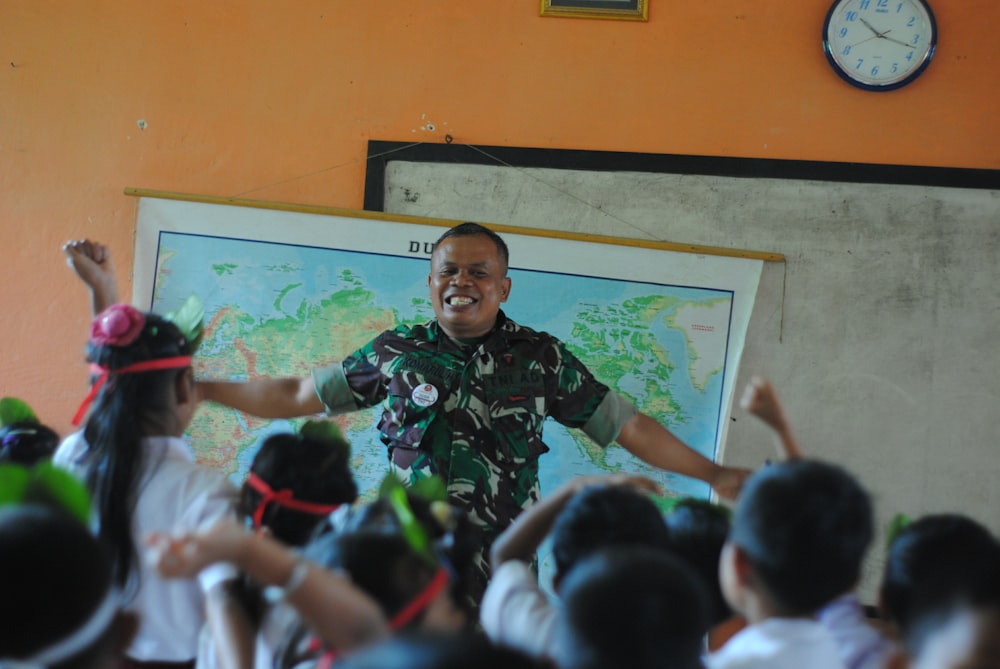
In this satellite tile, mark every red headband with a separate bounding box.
[71,356,193,426]
[311,566,451,669]
[389,567,450,630]
[246,472,343,529]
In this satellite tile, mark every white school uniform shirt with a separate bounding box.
[705,617,847,669]
[480,560,560,660]
[817,594,895,669]
[55,432,239,663]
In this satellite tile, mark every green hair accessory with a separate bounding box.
[164,294,205,353]
[0,397,39,428]
[299,419,351,458]
[378,474,449,565]
[0,462,93,525]
[886,513,912,548]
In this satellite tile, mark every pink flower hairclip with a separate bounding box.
[90,304,145,347]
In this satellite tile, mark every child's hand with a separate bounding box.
[739,376,786,432]
[63,239,120,312]
[739,376,803,461]
[146,518,250,578]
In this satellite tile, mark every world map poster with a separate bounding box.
[133,194,763,510]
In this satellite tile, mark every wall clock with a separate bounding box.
[823,0,937,91]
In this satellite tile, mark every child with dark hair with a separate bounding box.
[479,474,669,661]
[196,425,359,669]
[879,513,1000,639]
[240,427,358,546]
[0,397,60,465]
[0,504,137,669]
[550,546,710,669]
[334,631,555,669]
[54,303,244,669]
[663,498,734,630]
[740,376,892,669]
[707,458,873,668]
[275,489,477,668]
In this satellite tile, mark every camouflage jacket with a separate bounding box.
[312,311,636,536]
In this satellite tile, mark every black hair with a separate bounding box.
[0,505,117,666]
[80,311,193,596]
[553,546,710,669]
[880,513,1000,634]
[729,459,873,615]
[0,420,59,465]
[233,430,360,626]
[276,495,480,669]
[663,498,734,627]
[240,431,358,546]
[549,484,670,586]
[334,631,554,669]
[432,222,510,271]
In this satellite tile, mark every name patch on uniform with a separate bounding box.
[484,371,545,405]
[399,358,461,386]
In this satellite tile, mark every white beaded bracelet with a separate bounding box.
[281,557,310,600]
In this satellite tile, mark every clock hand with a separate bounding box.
[858,17,884,37]
[880,33,918,49]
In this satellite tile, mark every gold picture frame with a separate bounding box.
[540,0,648,21]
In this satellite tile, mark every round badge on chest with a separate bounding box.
[411,383,439,407]
[822,0,937,91]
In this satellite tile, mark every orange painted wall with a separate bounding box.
[2,1,998,436]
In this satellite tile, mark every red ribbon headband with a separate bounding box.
[389,567,450,630]
[311,566,450,669]
[246,472,343,529]
[71,356,194,426]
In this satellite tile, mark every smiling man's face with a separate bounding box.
[428,234,511,340]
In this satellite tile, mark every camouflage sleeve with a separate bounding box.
[581,390,638,447]
[311,363,358,415]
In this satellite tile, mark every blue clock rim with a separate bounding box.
[821,0,938,92]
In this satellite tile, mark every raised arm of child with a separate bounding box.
[489,473,663,570]
[147,518,388,653]
[63,239,120,316]
[739,376,803,461]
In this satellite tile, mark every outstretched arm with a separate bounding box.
[148,518,387,652]
[615,412,751,501]
[63,239,120,315]
[739,376,802,461]
[198,377,326,419]
[490,474,662,569]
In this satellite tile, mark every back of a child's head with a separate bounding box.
[0,504,125,669]
[664,498,734,627]
[552,546,710,669]
[241,430,358,546]
[334,631,553,669]
[880,513,1000,635]
[729,459,873,615]
[550,484,670,585]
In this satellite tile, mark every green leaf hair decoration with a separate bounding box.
[378,474,439,565]
[0,462,93,526]
[165,294,205,353]
[299,419,351,460]
[886,513,912,548]
[0,397,39,428]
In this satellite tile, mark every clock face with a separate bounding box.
[823,0,937,91]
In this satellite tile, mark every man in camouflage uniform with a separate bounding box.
[201,222,749,602]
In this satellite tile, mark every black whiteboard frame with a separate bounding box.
[363,141,1000,213]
